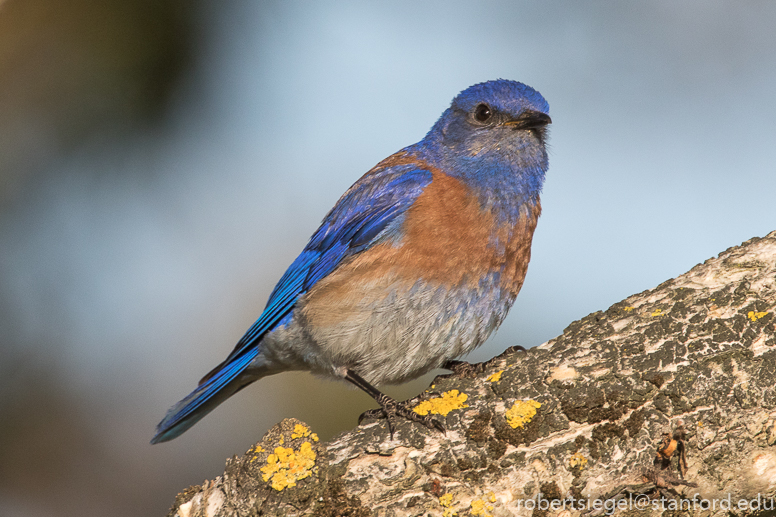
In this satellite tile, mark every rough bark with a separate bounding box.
[167,231,776,517]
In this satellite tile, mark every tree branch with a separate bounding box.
[167,231,776,517]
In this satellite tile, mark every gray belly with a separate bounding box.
[254,275,515,385]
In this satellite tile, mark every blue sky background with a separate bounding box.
[2,2,775,515]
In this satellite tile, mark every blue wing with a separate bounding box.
[151,161,432,443]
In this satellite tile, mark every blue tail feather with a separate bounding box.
[150,348,259,444]
[151,165,433,442]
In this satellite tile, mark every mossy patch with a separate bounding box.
[313,478,370,517]
[466,411,492,443]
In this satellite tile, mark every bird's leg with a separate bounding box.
[345,369,445,439]
[443,345,527,378]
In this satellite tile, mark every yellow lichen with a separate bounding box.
[651,308,662,317]
[260,442,316,491]
[413,390,469,416]
[291,424,311,439]
[569,452,588,470]
[748,310,768,322]
[623,306,634,312]
[506,400,541,429]
[488,491,496,503]
[311,433,319,442]
[487,370,503,382]
[248,444,265,462]
[470,498,494,517]
[439,493,457,517]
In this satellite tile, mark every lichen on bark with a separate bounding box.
[166,231,776,517]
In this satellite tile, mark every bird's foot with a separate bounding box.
[443,345,527,378]
[346,369,444,438]
[358,394,445,439]
[442,359,485,378]
[493,344,527,360]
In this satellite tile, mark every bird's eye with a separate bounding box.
[473,103,492,123]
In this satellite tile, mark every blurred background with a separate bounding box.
[1,1,775,515]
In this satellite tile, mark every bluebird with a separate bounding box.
[151,79,551,443]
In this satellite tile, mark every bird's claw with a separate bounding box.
[442,359,484,378]
[359,397,445,439]
[497,344,527,357]
[443,345,527,378]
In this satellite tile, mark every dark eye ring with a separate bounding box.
[473,103,492,123]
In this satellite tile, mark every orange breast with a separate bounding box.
[301,170,540,332]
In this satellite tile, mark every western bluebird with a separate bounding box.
[152,79,551,443]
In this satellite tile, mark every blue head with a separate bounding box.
[412,79,551,208]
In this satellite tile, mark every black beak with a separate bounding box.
[509,110,552,129]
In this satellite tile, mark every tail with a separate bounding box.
[150,349,259,444]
